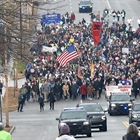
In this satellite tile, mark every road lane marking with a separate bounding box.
[106,0,111,9]
[122,121,129,128]
[123,121,140,134]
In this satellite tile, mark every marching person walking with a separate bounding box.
[121,9,126,21]
[47,89,55,110]
[38,94,44,112]
[17,92,25,112]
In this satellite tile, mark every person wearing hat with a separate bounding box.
[0,122,12,140]
[56,123,76,140]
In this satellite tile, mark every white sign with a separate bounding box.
[42,46,57,53]
[105,85,132,97]
[122,48,129,54]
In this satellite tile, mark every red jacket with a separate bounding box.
[80,85,87,95]
[71,13,75,20]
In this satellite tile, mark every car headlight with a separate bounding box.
[90,6,92,8]
[111,103,116,107]
[128,103,132,106]
[83,121,89,125]
[132,114,137,118]
[101,115,106,120]
[79,6,82,8]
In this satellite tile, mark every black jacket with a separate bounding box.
[122,133,140,140]
[48,92,55,103]
[71,83,79,94]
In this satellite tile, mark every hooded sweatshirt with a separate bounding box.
[56,135,76,140]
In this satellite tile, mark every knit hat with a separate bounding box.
[59,124,70,135]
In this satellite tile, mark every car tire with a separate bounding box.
[87,132,92,137]
[79,9,81,13]
[100,122,107,132]
[109,112,113,116]
[129,118,133,124]
[90,8,92,13]
[108,110,113,116]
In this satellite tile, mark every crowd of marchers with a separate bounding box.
[17,9,140,113]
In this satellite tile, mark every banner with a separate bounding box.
[122,48,129,54]
[92,22,103,45]
[77,65,83,79]
[42,13,61,24]
[90,62,94,78]
[42,46,57,53]
[105,85,132,97]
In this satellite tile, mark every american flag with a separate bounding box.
[56,44,79,67]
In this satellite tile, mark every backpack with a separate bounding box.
[18,94,24,102]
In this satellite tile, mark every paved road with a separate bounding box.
[7,95,140,140]
[37,0,140,30]
[5,0,140,140]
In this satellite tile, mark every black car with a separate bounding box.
[77,103,107,131]
[108,93,134,115]
[78,0,93,13]
[56,107,92,137]
[129,103,140,125]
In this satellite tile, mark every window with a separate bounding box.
[80,104,103,112]
[61,111,87,120]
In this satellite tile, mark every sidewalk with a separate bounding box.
[0,57,26,97]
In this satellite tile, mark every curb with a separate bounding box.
[10,126,16,134]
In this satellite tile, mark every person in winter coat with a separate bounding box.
[87,83,94,99]
[56,123,76,140]
[32,81,39,101]
[122,123,140,140]
[70,81,79,100]
[42,81,50,102]
[47,89,55,110]
[70,12,76,23]
[17,92,25,112]
[62,82,69,100]
[93,78,100,99]
[80,82,87,100]
[132,79,139,98]
[38,94,44,112]
[25,82,31,102]
[54,81,61,101]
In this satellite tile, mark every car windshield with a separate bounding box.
[80,1,91,5]
[111,95,130,101]
[61,111,87,120]
[134,104,140,111]
[79,104,103,112]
